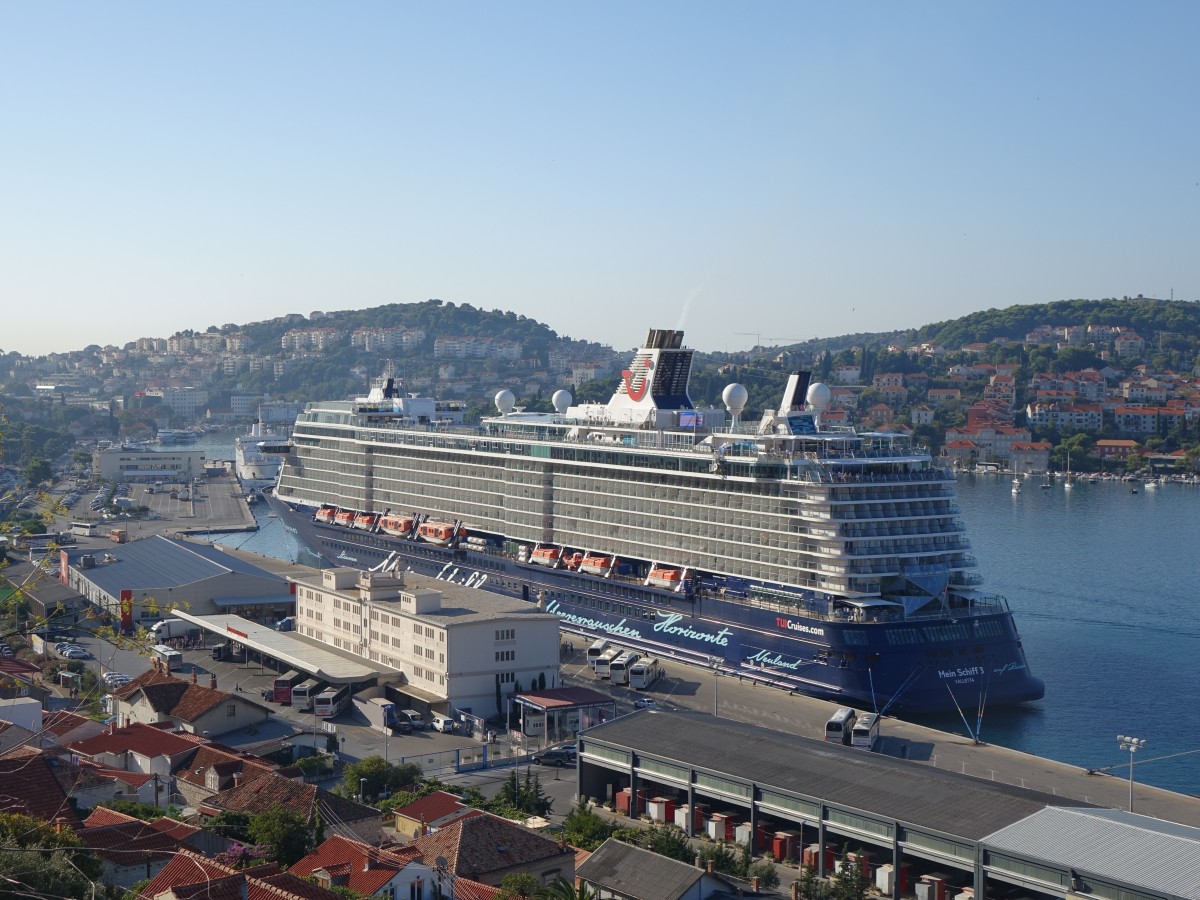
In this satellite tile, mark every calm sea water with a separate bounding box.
[194,431,1200,794]
[917,473,1200,796]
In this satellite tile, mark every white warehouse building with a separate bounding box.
[289,568,561,718]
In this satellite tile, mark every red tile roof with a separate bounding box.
[41,709,94,737]
[139,849,342,900]
[0,748,84,828]
[404,813,568,880]
[456,877,504,900]
[174,743,276,789]
[78,819,183,865]
[392,790,473,826]
[204,771,377,827]
[84,806,141,828]
[291,834,419,896]
[69,721,200,759]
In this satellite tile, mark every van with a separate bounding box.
[397,709,426,730]
[430,715,456,734]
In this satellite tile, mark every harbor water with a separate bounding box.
[196,430,1200,795]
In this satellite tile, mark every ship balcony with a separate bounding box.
[949,572,985,587]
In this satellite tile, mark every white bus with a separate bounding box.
[70,521,97,537]
[608,652,640,686]
[593,648,621,679]
[291,679,325,712]
[151,644,184,672]
[824,707,857,745]
[587,639,611,668]
[851,713,881,750]
[314,685,350,718]
[628,657,664,690]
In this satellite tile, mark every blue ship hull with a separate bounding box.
[271,496,1044,715]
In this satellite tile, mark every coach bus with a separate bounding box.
[272,670,306,704]
[824,707,857,746]
[628,657,664,690]
[608,652,640,686]
[593,648,621,679]
[314,685,350,718]
[586,639,611,668]
[290,679,326,712]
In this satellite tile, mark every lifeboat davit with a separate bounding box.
[352,512,380,531]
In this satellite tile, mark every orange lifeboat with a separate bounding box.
[562,552,584,570]
[417,522,466,546]
[529,547,561,567]
[353,512,380,531]
[314,505,337,524]
[579,554,616,575]
[378,514,415,537]
[333,510,356,528]
[647,566,683,588]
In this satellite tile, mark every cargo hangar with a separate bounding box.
[577,712,1200,900]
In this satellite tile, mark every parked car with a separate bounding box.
[531,746,578,767]
[633,697,658,710]
[61,648,90,659]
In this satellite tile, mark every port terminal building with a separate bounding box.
[577,711,1200,900]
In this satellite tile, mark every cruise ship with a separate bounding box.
[234,421,287,491]
[271,328,1044,714]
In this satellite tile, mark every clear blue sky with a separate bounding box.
[3,2,1199,357]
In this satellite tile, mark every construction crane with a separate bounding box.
[735,331,762,349]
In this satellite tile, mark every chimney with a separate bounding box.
[695,852,702,869]
[707,859,715,875]
[54,818,65,835]
[232,772,242,788]
[751,877,760,892]
[109,720,115,736]
[210,673,217,690]
[191,669,198,685]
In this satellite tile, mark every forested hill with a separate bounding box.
[911,297,1200,349]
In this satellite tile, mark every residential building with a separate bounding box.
[576,839,736,900]
[402,813,575,887]
[138,849,342,900]
[200,771,382,845]
[110,666,269,736]
[389,790,483,841]
[292,834,444,900]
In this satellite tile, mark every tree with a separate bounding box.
[0,849,121,900]
[831,848,869,900]
[642,823,693,863]
[339,756,422,800]
[748,858,781,891]
[535,876,596,900]
[560,798,613,851]
[247,807,311,867]
[206,810,252,843]
[498,872,541,899]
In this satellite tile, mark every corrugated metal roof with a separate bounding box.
[171,612,394,683]
[983,807,1200,898]
[584,711,1084,840]
[67,535,280,593]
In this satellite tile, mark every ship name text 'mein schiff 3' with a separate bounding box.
[271,328,1044,714]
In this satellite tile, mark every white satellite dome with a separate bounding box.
[551,389,573,414]
[806,382,831,412]
[721,383,748,417]
[494,389,516,415]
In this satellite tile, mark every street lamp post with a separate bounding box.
[1117,734,1146,812]
[360,777,367,803]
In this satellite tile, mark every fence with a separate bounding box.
[398,740,533,776]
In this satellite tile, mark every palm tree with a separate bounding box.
[534,877,596,900]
